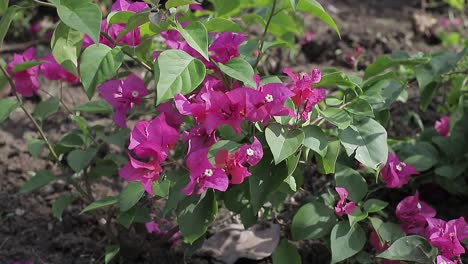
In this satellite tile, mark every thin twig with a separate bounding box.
[32,0,55,8]
[0,65,59,160]
[253,0,278,68]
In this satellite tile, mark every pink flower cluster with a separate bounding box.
[380,152,418,188]
[396,193,468,262]
[83,0,148,48]
[334,187,356,216]
[7,48,79,97]
[435,116,450,137]
[98,74,148,128]
[119,112,179,194]
[111,26,326,195]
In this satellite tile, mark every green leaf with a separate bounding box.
[364,52,430,79]
[80,44,124,99]
[116,11,150,41]
[12,60,43,73]
[52,195,75,220]
[80,196,118,214]
[27,139,45,158]
[0,0,8,15]
[51,22,83,76]
[289,0,299,10]
[19,170,56,194]
[177,21,209,60]
[59,132,85,148]
[345,98,374,117]
[0,97,19,123]
[319,108,351,129]
[370,218,405,246]
[272,239,301,264]
[204,18,243,33]
[53,0,102,43]
[335,165,368,202]
[209,0,240,17]
[119,182,145,212]
[363,199,388,213]
[297,0,340,37]
[292,200,336,240]
[154,50,206,104]
[330,221,366,263]
[117,207,135,228]
[249,152,289,212]
[445,0,465,10]
[265,123,305,164]
[302,125,328,157]
[165,0,197,9]
[73,100,113,114]
[177,190,217,244]
[67,148,97,173]
[107,11,133,25]
[397,142,439,171]
[339,118,388,169]
[415,49,467,110]
[33,97,60,122]
[101,129,130,150]
[0,5,18,47]
[377,236,437,263]
[217,58,255,88]
[348,207,368,226]
[316,138,340,174]
[153,179,171,198]
[105,245,120,264]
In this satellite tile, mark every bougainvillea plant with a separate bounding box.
[0,0,467,263]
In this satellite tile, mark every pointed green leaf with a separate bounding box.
[0,97,19,123]
[0,5,18,47]
[154,50,206,104]
[52,195,75,220]
[266,124,304,164]
[80,44,123,98]
[19,170,56,194]
[81,196,118,214]
[218,58,255,88]
[292,200,336,240]
[51,22,83,76]
[330,221,366,263]
[297,0,340,37]
[67,148,97,173]
[177,190,217,244]
[339,118,388,169]
[33,97,60,122]
[105,245,120,264]
[303,125,328,156]
[118,182,145,212]
[53,0,102,43]
[272,239,301,264]
[177,21,209,60]
[377,236,437,263]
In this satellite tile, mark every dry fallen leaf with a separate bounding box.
[200,223,281,264]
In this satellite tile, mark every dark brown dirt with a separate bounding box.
[1,0,467,263]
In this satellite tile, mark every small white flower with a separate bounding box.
[395,164,403,172]
[204,169,213,177]
[417,202,422,210]
[246,148,255,156]
[265,94,274,102]
[131,90,139,97]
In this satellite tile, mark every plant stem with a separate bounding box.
[0,65,59,160]
[253,0,278,68]
[32,0,55,8]
[100,32,153,72]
